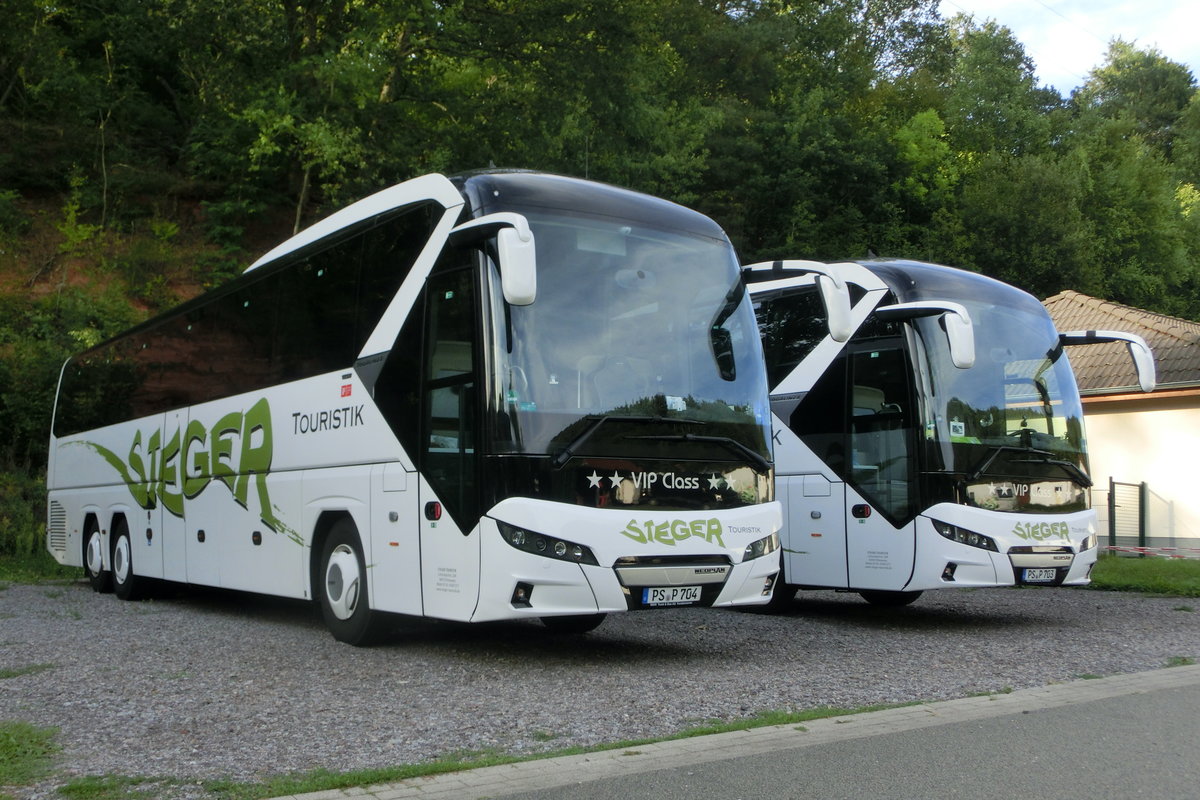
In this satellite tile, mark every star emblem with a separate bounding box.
[609,471,623,487]
[708,474,724,490]
[587,471,603,488]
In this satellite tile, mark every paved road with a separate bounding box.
[269,664,1200,800]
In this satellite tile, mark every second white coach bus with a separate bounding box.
[47,171,781,643]
[745,258,1153,607]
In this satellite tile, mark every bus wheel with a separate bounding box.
[83,519,111,594]
[111,519,144,601]
[540,614,606,634]
[318,519,384,646]
[859,590,922,607]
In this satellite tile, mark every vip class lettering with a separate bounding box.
[631,471,701,490]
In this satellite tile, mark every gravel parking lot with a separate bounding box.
[2,579,1198,798]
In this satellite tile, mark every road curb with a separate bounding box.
[267,664,1200,800]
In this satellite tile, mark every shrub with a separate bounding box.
[0,471,45,557]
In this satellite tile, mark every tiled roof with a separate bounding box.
[1042,291,1200,393]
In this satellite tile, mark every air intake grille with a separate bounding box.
[47,501,68,556]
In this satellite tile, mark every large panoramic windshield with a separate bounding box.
[485,209,772,465]
[914,292,1089,513]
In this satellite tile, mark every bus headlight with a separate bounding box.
[932,520,998,552]
[497,521,599,566]
[1080,533,1098,552]
[743,532,780,561]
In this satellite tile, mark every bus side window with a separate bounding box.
[275,241,361,380]
[357,204,438,350]
[756,288,828,390]
[791,355,847,474]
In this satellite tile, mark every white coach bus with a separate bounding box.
[47,171,781,643]
[745,258,1153,607]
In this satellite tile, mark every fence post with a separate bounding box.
[1108,477,1116,547]
[1139,481,1150,553]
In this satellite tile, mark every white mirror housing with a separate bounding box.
[450,212,537,306]
[1059,330,1156,392]
[875,300,976,369]
[743,260,854,343]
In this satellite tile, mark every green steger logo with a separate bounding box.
[1012,520,1071,542]
[621,518,725,547]
[77,397,298,543]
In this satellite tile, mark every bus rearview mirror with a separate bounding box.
[741,260,853,343]
[496,226,537,306]
[1059,330,1156,392]
[875,301,976,369]
[450,212,538,306]
[815,274,853,343]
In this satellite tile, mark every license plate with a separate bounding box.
[643,586,701,606]
[1023,568,1057,583]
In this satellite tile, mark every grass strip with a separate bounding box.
[1089,553,1200,597]
[203,702,920,800]
[0,720,59,787]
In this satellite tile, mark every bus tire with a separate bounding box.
[540,614,606,634]
[859,589,922,607]
[318,519,384,646]
[83,517,111,594]
[111,518,145,601]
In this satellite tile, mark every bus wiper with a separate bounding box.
[966,445,1092,488]
[1008,457,1092,488]
[626,433,772,473]
[550,415,702,468]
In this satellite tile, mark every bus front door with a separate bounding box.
[842,344,917,590]
[417,267,482,622]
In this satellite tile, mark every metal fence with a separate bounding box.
[1094,479,1200,557]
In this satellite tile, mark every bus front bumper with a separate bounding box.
[471,523,780,622]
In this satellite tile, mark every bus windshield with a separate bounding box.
[486,209,772,466]
[914,293,1089,513]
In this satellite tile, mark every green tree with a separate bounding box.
[1071,117,1199,315]
[941,16,1057,156]
[948,151,1098,298]
[1072,39,1196,161]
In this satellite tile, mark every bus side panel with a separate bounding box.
[160,490,187,583]
[781,473,848,588]
[182,481,223,587]
[217,467,305,598]
[45,486,101,569]
[419,475,481,622]
[139,408,187,582]
[366,462,423,617]
[49,417,166,572]
[844,484,916,591]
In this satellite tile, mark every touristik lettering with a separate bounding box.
[292,405,365,435]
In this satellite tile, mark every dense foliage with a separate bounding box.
[1,1,1199,553]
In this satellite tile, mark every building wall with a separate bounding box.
[1083,389,1200,542]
